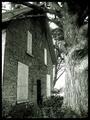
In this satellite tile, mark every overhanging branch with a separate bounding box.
[20,2,62,18]
[21,2,43,11]
[57,70,65,80]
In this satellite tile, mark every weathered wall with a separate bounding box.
[61,3,88,116]
[2,17,53,115]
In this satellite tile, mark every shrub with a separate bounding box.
[42,96,64,118]
[7,102,43,118]
[2,100,12,118]
[60,105,81,118]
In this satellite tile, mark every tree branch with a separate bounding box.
[57,59,62,69]
[57,70,65,80]
[20,2,62,17]
[57,66,65,74]
[53,69,65,86]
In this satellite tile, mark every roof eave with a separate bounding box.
[2,7,33,23]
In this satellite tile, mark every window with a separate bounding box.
[17,62,29,103]
[2,29,6,85]
[53,65,55,81]
[46,74,51,97]
[44,48,47,65]
[27,30,32,55]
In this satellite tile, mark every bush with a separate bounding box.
[42,96,64,118]
[2,100,12,118]
[60,105,81,118]
[7,102,43,118]
[42,96,85,118]
[42,96,63,107]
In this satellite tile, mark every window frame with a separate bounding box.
[27,30,33,56]
[46,74,51,97]
[2,29,6,86]
[17,62,29,103]
[44,48,47,65]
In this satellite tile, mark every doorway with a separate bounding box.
[37,80,42,105]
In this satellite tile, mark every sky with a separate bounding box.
[2,2,11,12]
[54,67,65,96]
[49,22,58,29]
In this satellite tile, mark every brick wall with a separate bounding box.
[2,17,53,115]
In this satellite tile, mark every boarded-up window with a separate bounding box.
[46,74,51,97]
[27,31,32,55]
[2,29,6,85]
[44,48,47,65]
[17,62,29,103]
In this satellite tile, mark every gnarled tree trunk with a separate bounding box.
[61,2,88,117]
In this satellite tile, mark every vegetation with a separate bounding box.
[3,96,63,118]
[3,96,85,118]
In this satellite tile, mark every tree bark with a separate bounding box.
[61,2,88,117]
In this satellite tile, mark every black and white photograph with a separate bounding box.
[2,1,88,118]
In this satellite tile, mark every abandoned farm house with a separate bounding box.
[2,6,56,115]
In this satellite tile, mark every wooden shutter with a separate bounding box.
[2,29,6,85]
[17,62,29,102]
[44,48,47,65]
[46,74,51,97]
[27,30,32,55]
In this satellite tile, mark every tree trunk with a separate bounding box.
[61,2,88,117]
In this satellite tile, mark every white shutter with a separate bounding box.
[27,31,32,55]
[17,62,29,102]
[46,74,51,97]
[44,48,47,65]
[2,29,6,85]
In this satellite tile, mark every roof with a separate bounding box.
[2,7,33,22]
[2,7,57,64]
